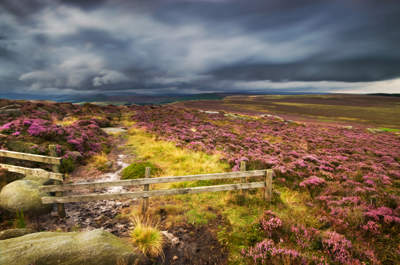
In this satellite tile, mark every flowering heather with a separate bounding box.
[259,211,282,238]
[0,111,112,172]
[322,231,357,264]
[291,225,320,249]
[243,239,306,265]
[131,105,400,263]
[300,176,326,188]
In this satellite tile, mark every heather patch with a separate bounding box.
[0,101,119,172]
[131,105,400,263]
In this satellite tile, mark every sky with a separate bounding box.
[0,0,400,96]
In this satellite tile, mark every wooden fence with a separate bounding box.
[0,146,66,217]
[0,148,274,216]
[41,163,274,214]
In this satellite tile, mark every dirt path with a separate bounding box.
[37,132,137,236]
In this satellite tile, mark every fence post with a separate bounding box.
[240,161,246,195]
[142,167,151,214]
[265,169,273,202]
[48,145,66,218]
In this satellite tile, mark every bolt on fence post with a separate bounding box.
[265,169,273,202]
[49,144,66,218]
[142,167,151,214]
[240,161,246,195]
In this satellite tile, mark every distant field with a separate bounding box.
[175,94,400,128]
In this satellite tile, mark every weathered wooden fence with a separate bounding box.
[40,163,274,214]
[0,146,66,217]
[0,148,274,216]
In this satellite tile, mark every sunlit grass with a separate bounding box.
[125,127,229,177]
[54,116,79,126]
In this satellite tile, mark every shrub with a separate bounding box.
[299,176,326,198]
[242,239,306,265]
[259,211,283,241]
[60,157,76,173]
[130,214,163,257]
[121,161,160,179]
[322,231,356,264]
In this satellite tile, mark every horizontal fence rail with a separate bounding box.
[42,182,266,204]
[40,162,274,215]
[0,163,63,181]
[40,170,268,193]
[0,149,61,165]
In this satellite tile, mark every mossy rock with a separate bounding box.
[5,140,38,154]
[0,179,51,215]
[0,228,34,240]
[0,229,144,265]
[121,161,161,179]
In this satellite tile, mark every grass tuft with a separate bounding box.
[130,214,164,257]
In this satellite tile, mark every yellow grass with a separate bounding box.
[130,213,164,257]
[89,152,109,172]
[54,116,79,126]
[125,127,229,177]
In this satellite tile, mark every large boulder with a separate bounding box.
[0,229,144,265]
[0,179,51,214]
[0,228,34,240]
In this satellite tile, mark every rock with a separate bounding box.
[0,229,144,265]
[0,228,34,240]
[23,169,55,185]
[0,179,51,214]
[105,161,113,169]
[162,231,180,247]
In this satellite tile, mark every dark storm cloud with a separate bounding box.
[0,0,400,95]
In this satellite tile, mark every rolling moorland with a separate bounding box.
[0,94,399,264]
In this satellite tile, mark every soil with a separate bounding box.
[149,223,228,265]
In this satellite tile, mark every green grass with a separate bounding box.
[186,208,217,225]
[377,127,400,132]
[121,161,161,179]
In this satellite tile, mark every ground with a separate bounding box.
[0,96,399,264]
[175,94,400,129]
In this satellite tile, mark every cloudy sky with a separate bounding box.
[1,0,399,96]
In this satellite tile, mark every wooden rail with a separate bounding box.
[41,166,274,214]
[0,164,63,181]
[42,182,266,204]
[40,170,268,192]
[0,150,61,165]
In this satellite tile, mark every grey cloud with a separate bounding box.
[0,0,399,95]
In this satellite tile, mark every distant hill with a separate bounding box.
[368,93,400,97]
[0,92,231,105]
